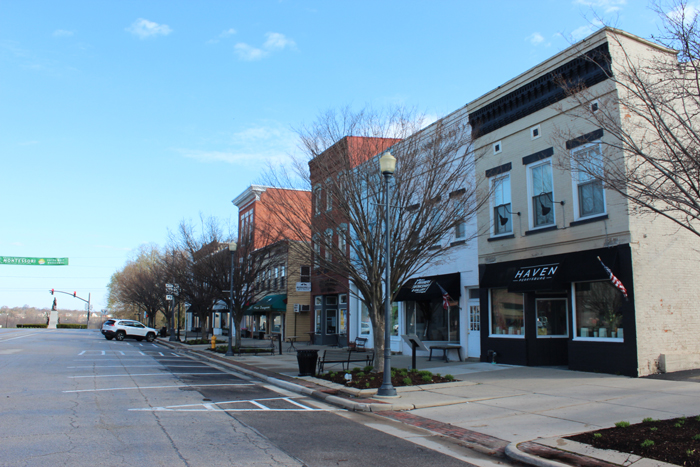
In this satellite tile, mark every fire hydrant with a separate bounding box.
[211,335,216,350]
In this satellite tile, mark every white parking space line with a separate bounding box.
[63,383,254,393]
[67,365,205,368]
[129,397,325,413]
[68,372,223,378]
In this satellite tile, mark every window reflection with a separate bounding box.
[575,281,623,339]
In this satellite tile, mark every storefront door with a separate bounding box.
[467,298,481,358]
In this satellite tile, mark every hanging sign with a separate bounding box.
[0,256,69,266]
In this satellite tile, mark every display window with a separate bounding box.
[489,288,524,336]
[573,281,624,340]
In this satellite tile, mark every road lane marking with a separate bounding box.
[0,332,42,342]
[63,383,254,393]
[68,372,223,378]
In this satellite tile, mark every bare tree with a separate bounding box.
[262,105,483,371]
[166,216,234,338]
[555,2,700,237]
[106,244,169,327]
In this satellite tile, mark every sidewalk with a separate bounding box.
[159,338,697,467]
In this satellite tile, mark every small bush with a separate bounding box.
[615,421,631,428]
[363,365,373,373]
[692,434,700,441]
[56,324,87,329]
[650,427,658,432]
[642,417,654,423]
[352,367,361,372]
[418,370,432,378]
[444,374,455,381]
[402,377,413,386]
[421,374,432,383]
[365,382,371,388]
[688,450,696,457]
[640,439,655,448]
[399,369,408,377]
[593,433,602,439]
[356,372,365,378]
[16,324,48,328]
[675,422,684,428]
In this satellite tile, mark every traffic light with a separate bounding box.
[73,291,77,297]
[50,289,54,295]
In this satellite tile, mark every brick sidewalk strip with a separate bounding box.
[375,411,509,457]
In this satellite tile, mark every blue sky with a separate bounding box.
[0,0,664,312]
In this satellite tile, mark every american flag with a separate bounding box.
[597,256,628,300]
[437,283,452,310]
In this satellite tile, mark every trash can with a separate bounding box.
[297,349,319,377]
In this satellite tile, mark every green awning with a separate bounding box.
[244,294,287,315]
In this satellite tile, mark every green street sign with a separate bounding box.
[0,256,69,266]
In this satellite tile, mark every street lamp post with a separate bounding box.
[377,151,397,397]
[166,283,180,341]
[225,242,237,357]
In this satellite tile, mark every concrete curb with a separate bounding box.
[505,442,573,467]
[157,339,666,467]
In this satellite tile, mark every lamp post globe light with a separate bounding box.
[226,241,237,357]
[378,151,397,397]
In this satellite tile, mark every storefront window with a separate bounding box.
[574,281,624,339]
[404,300,459,342]
[315,310,321,333]
[490,289,524,336]
[326,309,337,334]
[536,298,568,337]
[360,303,371,335]
[272,314,282,334]
[339,308,347,335]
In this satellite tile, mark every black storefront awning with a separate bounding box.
[394,273,461,302]
[508,262,563,292]
[244,294,287,315]
[480,246,625,292]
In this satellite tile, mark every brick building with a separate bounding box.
[471,28,700,376]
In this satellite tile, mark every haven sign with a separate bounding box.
[0,256,69,266]
[509,263,560,292]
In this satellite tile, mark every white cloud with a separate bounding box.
[53,30,74,37]
[220,28,237,37]
[527,32,545,45]
[234,32,296,61]
[263,32,295,50]
[234,43,266,61]
[571,19,604,41]
[668,2,700,27]
[126,18,172,39]
[177,124,297,166]
[574,0,626,14]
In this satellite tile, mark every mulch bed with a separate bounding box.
[567,415,700,466]
[317,367,454,390]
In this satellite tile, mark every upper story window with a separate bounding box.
[240,209,254,241]
[529,161,554,228]
[300,266,310,283]
[313,235,321,269]
[492,175,512,236]
[572,143,605,219]
[313,186,322,216]
[493,141,502,154]
[326,179,333,212]
[450,192,466,241]
[337,224,347,256]
[324,228,333,261]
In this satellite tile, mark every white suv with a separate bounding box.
[101,319,157,342]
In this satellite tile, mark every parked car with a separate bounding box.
[101,319,157,342]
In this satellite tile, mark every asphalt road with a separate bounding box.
[0,329,509,467]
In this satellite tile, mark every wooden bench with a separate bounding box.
[428,344,463,363]
[317,349,375,373]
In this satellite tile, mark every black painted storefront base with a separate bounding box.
[479,245,638,376]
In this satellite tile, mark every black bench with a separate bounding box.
[352,337,368,351]
[317,349,375,373]
[237,345,275,356]
[428,344,463,363]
